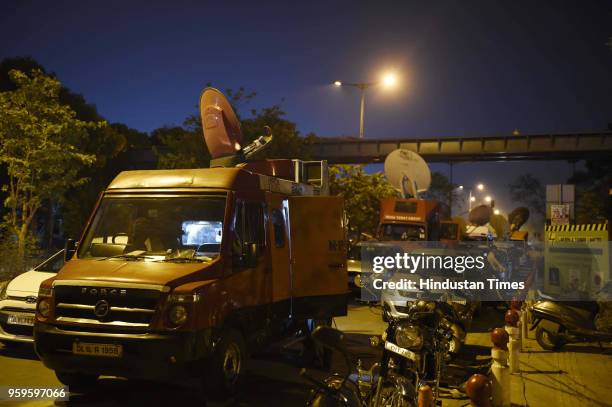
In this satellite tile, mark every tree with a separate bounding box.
[421,171,456,207]
[152,125,210,169]
[0,69,103,269]
[0,57,143,246]
[567,159,610,224]
[329,165,397,239]
[508,174,545,218]
[155,88,313,168]
[241,105,315,160]
[61,123,151,240]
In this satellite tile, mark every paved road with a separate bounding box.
[0,303,610,406]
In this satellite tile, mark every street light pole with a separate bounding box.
[334,73,397,139]
[359,86,366,139]
[469,190,473,212]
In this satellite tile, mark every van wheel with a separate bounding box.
[203,328,247,400]
[55,371,99,392]
[536,326,565,351]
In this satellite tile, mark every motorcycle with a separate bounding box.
[301,300,454,406]
[530,282,612,351]
[382,282,471,356]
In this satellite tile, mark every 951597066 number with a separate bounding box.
[0,387,69,401]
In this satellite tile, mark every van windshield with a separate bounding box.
[78,196,226,260]
[380,223,426,241]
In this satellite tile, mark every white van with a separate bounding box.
[0,250,64,346]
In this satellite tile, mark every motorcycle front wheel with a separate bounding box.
[536,326,565,351]
[376,376,417,407]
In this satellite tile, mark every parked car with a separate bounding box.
[0,250,64,346]
[348,242,365,290]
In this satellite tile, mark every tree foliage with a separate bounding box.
[154,88,314,168]
[421,171,456,207]
[329,165,397,239]
[567,160,610,224]
[508,174,545,218]
[0,57,151,243]
[0,69,103,266]
[152,125,210,169]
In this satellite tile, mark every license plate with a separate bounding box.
[384,341,418,362]
[73,342,123,358]
[7,314,35,326]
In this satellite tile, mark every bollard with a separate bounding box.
[520,306,528,343]
[491,328,511,407]
[418,384,435,407]
[521,301,531,341]
[466,373,493,407]
[510,299,522,311]
[505,309,521,373]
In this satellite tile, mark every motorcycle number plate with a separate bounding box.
[539,319,560,333]
[384,341,418,362]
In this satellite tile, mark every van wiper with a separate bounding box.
[99,254,155,261]
[158,256,212,263]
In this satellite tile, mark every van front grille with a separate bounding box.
[53,284,161,327]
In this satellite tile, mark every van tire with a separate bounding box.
[55,371,99,392]
[202,328,247,400]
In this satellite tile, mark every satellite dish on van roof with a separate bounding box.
[469,205,493,226]
[200,87,273,167]
[384,149,431,198]
[200,87,244,160]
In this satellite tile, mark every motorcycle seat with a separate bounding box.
[564,301,599,314]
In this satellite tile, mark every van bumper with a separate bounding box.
[34,322,213,379]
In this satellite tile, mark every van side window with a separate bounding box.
[271,209,286,248]
[246,202,265,252]
[233,201,266,257]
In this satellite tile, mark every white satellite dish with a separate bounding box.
[384,149,431,198]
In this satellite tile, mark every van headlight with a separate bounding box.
[168,304,188,326]
[37,299,51,318]
[395,324,423,350]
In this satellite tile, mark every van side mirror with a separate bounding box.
[65,239,78,262]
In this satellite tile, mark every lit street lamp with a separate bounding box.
[333,72,398,138]
[455,184,486,212]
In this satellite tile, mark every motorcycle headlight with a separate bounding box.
[168,304,188,326]
[395,324,423,350]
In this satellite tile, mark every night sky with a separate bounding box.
[1,1,611,220]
